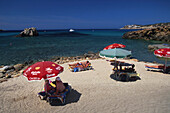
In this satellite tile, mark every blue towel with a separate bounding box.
[74,67,79,72]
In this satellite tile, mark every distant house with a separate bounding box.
[126,25,141,28]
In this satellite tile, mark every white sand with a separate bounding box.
[0,59,170,113]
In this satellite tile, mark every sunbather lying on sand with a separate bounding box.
[69,61,90,68]
[68,61,92,72]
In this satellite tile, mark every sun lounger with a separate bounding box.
[145,64,170,73]
[112,62,140,81]
[68,61,93,72]
[115,72,140,82]
[112,62,135,72]
[145,64,164,71]
[37,83,71,105]
[46,83,71,105]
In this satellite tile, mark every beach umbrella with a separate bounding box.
[154,48,170,71]
[103,43,126,50]
[23,61,64,81]
[99,48,131,59]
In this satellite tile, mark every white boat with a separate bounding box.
[69,29,74,32]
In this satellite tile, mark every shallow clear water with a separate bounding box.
[0,29,168,65]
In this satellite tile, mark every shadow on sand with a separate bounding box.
[110,73,141,82]
[146,69,170,74]
[50,89,82,106]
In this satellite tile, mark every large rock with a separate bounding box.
[16,27,39,37]
[14,64,24,71]
[0,73,5,78]
[122,26,170,42]
[0,78,7,83]
[0,66,14,73]
[148,44,170,51]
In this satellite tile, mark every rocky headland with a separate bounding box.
[122,26,170,42]
[16,27,39,37]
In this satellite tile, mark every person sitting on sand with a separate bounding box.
[128,64,135,72]
[113,61,121,71]
[124,64,135,72]
[44,77,65,95]
[55,77,65,93]
[44,79,56,95]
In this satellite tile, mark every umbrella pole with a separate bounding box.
[114,57,119,71]
[164,58,167,71]
[113,58,117,71]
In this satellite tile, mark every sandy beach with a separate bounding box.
[0,59,170,113]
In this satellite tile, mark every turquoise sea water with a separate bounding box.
[0,29,168,65]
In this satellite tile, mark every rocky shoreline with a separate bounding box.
[0,52,101,83]
[0,50,161,83]
[122,26,170,42]
[148,44,170,51]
